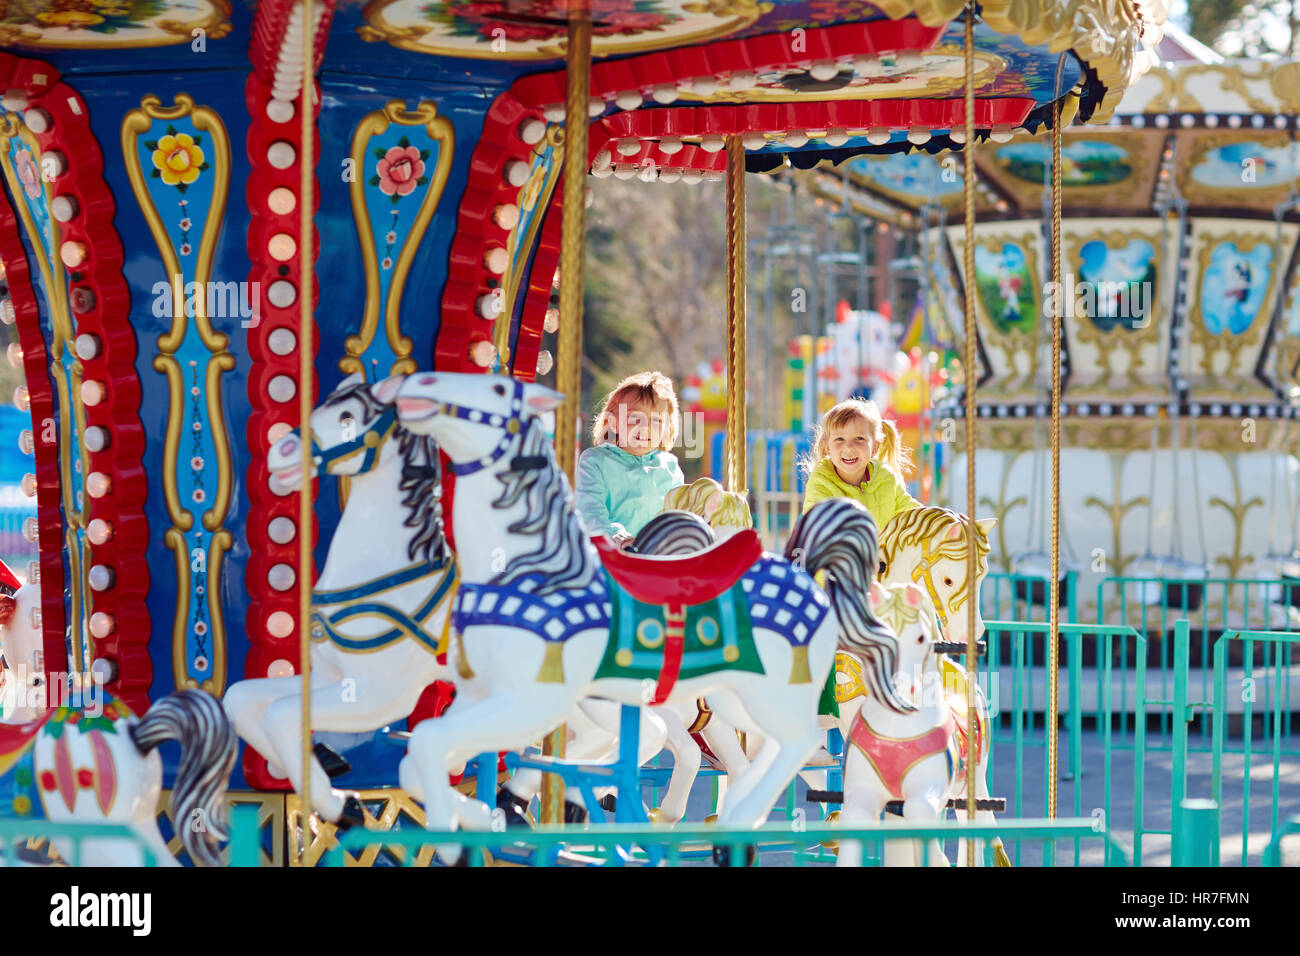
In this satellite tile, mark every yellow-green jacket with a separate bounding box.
[800,457,921,531]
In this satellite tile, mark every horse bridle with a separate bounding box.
[909,532,964,635]
[430,381,544,477]
[311,405,398,474]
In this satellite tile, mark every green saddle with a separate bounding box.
[595,571,764,686]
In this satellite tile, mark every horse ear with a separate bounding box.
[976,517,998,533]
[905,587,920,607]
[703,490,722,518]
[372,374,404,404]
[946,523,963,540]
[523,382,564,413]
[869,582,887,607]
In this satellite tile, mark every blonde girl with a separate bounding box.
[575,370,685,546]
[801,398,919,530]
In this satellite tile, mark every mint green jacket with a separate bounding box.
[574,443,685,539]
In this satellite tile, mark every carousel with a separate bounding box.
[0,0,1179,867]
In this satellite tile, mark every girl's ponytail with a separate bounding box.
[878,419,914,477]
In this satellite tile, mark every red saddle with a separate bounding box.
[593,530,763,606]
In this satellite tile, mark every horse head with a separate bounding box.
[268,371,406,491]
[868,581,941,709]
[392,372,562,469]
[0,583,45,721]
[879,507,996,646]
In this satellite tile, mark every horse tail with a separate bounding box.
[130,690,237,867]
[785,499,913,714]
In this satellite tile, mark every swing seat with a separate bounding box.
[592,530,763,606]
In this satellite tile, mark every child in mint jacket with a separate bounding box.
[575,371,685,548]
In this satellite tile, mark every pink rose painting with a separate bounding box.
[14,148,40,199]
[371,137,430,203]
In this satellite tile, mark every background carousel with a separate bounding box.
[816,40,1300,627]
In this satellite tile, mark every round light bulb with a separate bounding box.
[267,187,296,215]
[267,612,295,638]
[614,89,642,111]
[91,657,116,684]
[504,160,530,187]
[484,247,508,274]
[477,293,502,320]
[825,128,850,147]
[27,561,39,584]
[86,471,111,498]
[543,308,560,333]
[51,195,78,222]
[60,241,87,269]
[267,516,296,544]
[267,327,297,355]
[266,98,295,123]
[88,565,115,591]
[542,103,565,123]
[1,300,16,325]
[42,152,66,178]
[267,141,296,169]
[267,658,295,678]
[267,422,292,446]
[699,134,726,153]
[70,287,95,314]
[23,516,39,543]
[23,108,49,133]
[268,233,297,261]
[469,340,496,367]
[268,563,296,591]
[20,473,36,497]
[18,429,34,455]
[268,375,296,403]
[810,59,840,81]
[87,518,113,545]
[84,426,109,453]
[741,132,767,151]
[28,606,40,630]
[616,137,642,156]
[535,350,554,376]
[518,117,546,144]
[267,281,296,310]
[80,380,105,406]
[907,127,931,145]
[729,70,758,90]
[493,204,520,230]
[75,333,100,361]
[658,168,683,184]
[6,342,22,367]
[651,83,678,104]
[13,384,29,412]
[866,128,892,146]
[89,611,115,638]
[690,76,719,97]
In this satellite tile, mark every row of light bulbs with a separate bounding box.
[538,51,931,122]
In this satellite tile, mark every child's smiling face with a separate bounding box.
[612,400,666,456]
[827,416,875,484]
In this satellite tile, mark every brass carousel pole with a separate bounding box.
[961,4,978,865]
[725,136,748,494]
[1047,61,1066,824]
[543,0,592,825]
[297,0,316,862]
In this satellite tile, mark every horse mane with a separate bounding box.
[880,506,990,573]
[492,417,597,594]
[323,380,446,565]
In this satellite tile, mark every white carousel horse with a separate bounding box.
[388,372,907,861]
[836,581,1006,868]
[0,583,235,866]
[223,372,458,827]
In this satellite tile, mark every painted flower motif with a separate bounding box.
[190,386,200,397]
[150,132,205,188]
[102,704,118,720]
[376,145,425,197]
[77,768,94,788]
[13,795,30,816]
[64,710,80,724]
[192,422,202,432]
[179,218,192,231]
[194,621,208,636]
[192,488,206,504]
[180,243,192,257]
[36,11,104,27]
[385,231,397,244]
[14,149,40,200]
[381,256,393,270]
[190,456,204,471]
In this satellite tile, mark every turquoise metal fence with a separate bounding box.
[289,817,1126,868]
[1209,629,1300,865]
[0,819,159,866]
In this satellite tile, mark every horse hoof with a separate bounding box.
[314,742,352,779]
[564,801,589,825]
[495,789,533,828]
[599,794,617,813]
[335,795,366,831]
[711,845,758,867]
